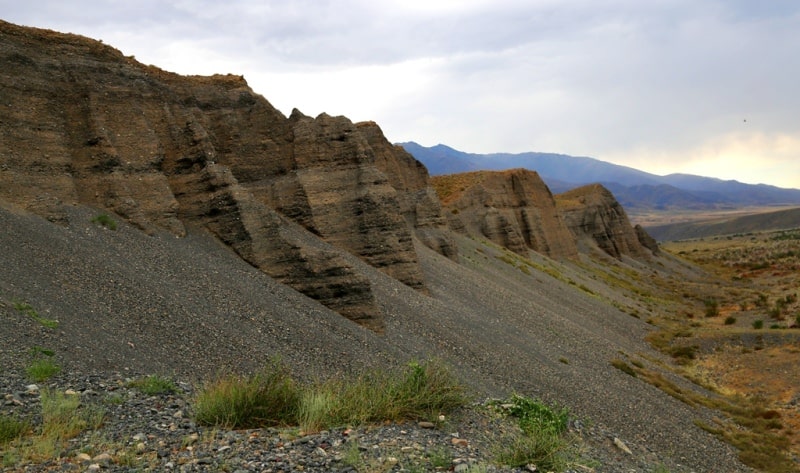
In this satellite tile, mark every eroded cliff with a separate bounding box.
[431,169,578,260]
[0,20,456,330]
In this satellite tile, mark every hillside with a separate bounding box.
[0,20,755,472]
[401,141,800,212]
[647,206,800,241]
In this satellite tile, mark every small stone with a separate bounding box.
[133,433,147,441]
[451,437,469,447]
[418,421,435,429]
[217,445,232,453]
[386,457,398,465]
[92,452,113,465]
[136,442,146,452]
[87,464,101,472]
[613,437,633,455]
[25,384,39,392]
[401,446,415,453]
[454,464,471,473]
[173,410,183,418]
[315,447,327,456]
[75,452,92,463]
[438,414,446,422]
[65,389,78,395]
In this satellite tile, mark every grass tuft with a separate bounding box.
[194,361,299,429]
[0,415,28,445]
[90,213,117,230]
[490,394,575,471]
[26,358,60,382]
[194,359,466,433]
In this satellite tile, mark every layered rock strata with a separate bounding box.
[0,20,455,329]
[431,170,578,260]
[556,184,655,259]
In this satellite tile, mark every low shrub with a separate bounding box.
[753,320,764,329]
[724,316,737,325]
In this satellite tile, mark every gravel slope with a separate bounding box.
[0,204,750,472]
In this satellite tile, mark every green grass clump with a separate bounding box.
[194,361,299,429]
[194,359,466,433]
[127,375,178,395]
[0,415,28,445]
[26,358,60,382]
[503,394,568,436]
[90,213,117,230]
[490,394,574,471]
[2,390,107,466]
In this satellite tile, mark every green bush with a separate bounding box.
[724,316,737,325]
[753,320,764,329]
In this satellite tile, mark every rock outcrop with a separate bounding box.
[431,170,578,260]
[555,184,654,259]
[0,20,456,330]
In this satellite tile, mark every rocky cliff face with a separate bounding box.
[555,184,655,259]
[431,170,578,260]
[0,20,455,331]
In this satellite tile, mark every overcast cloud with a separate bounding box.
[3,0,799,187]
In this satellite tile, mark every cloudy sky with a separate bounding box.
[4,0,800,188]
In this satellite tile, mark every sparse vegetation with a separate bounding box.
[490,394,575,471]
[26,358,60,382]
[127,375,178,395]
[2,389,106,465]
[90,213,117,230]
[611,358,637,377]
[194,359,466,432]
[0,415,28,445]
[12,300,58,329]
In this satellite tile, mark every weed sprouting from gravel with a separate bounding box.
[127,375,178,395]
[489,394,576,471]
[12,300,58,329]
[0,415,28,445]
[194,359,466,433]
[90,213,117,230]
[26,358,60,382]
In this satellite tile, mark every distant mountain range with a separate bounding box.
[399,142,800,212]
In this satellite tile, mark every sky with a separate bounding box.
[3,0,800,188]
